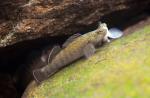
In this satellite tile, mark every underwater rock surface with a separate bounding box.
[0,0,150,47]
[22,25,150,98]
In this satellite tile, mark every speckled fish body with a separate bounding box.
[43,24,107,76]
[33,23,109,82]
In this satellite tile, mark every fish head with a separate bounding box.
[93,22,110,45]
[97,22,123,43]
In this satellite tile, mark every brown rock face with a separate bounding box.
[0,0,150,47]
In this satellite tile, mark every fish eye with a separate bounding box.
[98,23,107,28]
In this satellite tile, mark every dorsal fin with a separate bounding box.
[63,33,81,48]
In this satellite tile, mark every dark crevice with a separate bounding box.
[0,35,68,98]
[100,8,150,30]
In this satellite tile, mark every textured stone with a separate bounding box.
[0,0,150,47]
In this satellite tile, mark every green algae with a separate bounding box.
[23,25,150,98]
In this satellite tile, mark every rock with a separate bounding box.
[22,25,150,98]
[0,0,150,47]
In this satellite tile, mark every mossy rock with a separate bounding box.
[23,25,150,98]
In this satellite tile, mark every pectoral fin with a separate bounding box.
[63,33,81,48]
[47,45,61,64]
[83,43,96,59]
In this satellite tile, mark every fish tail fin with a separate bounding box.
[33,68,48,83]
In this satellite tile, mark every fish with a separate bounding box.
[33,22,111,83]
